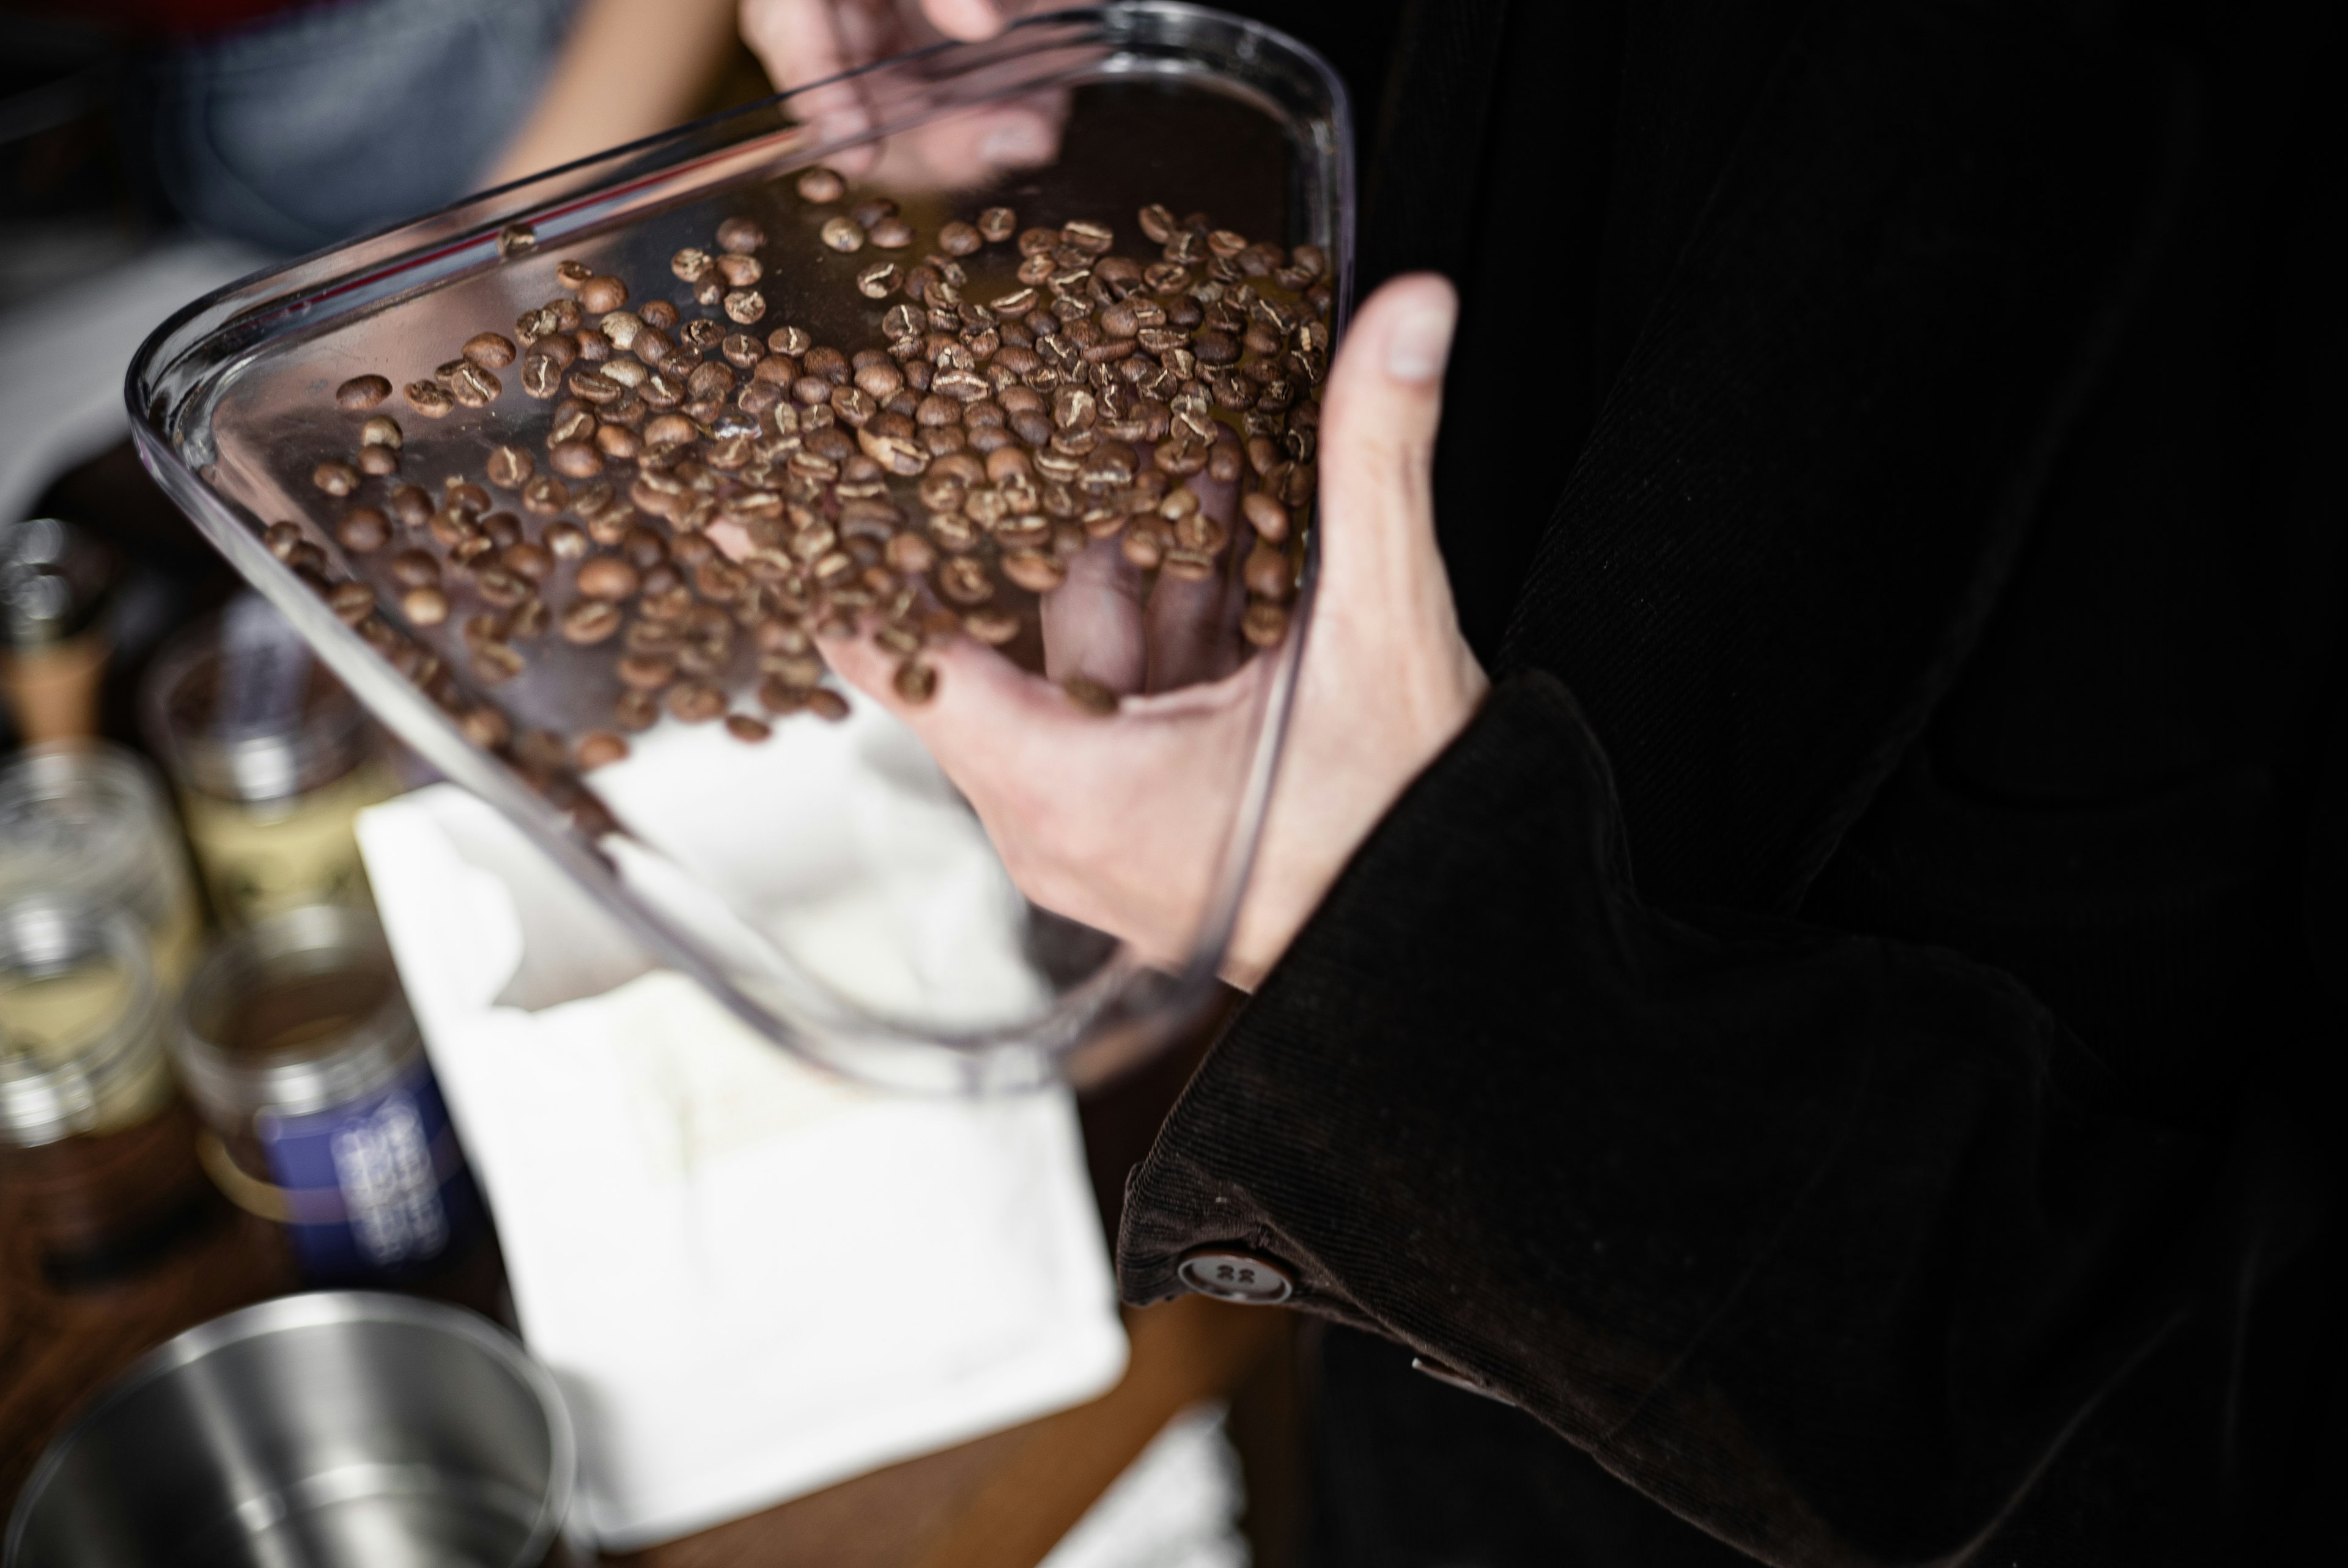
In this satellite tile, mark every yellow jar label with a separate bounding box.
[181,763,399,926]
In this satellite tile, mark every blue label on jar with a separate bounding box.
[254,1053,475,1282]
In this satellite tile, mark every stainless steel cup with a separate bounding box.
[5,1291,576,1567]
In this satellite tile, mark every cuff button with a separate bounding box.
[1176,1246,1294,1305]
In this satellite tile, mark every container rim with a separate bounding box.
[2,1289,577,1568]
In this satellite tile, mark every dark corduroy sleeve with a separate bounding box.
[1117,672,2217,1565]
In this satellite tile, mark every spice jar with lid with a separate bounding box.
[0,896,210,1278]
[0,742,204,988]
[169,903,478,1283]
[144,597,399,926]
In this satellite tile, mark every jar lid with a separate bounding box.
[142,598,371,804]
[171,904,420,1121]
[0,742,186,930]
[0,898,165,1146]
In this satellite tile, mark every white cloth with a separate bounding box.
[1044,1404,1252,1568]
[0,235,264,525]
[357,779,1128,1549]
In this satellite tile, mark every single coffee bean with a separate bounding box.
[1137,204,1177,244]
[847,196,896,229]
[544,521,586,560]
[548,440,604,478]
[555,259,595,290]
[1122,518,1168,569]
[335,374,391,410]
[520,475,569,515]
[502,541,554,582]
[1241,600,1290,647]
[724,289,766,323]
[486,444,534,488]
[1241,490,1291,542]
[400,584,448,626]
[716,216,766,254]
[881,660,931,704]
[446,363,501,406]
[670,248,712,284]
[336,507,389,553]
[561,600,623,644]
[593,424,640,461]
[390,549,440,588]
[1243,543,1293,601]
[868,216,914,249]
[821,217,865,252]
[404,380,455,418]
[1000,550,1065,592]
[357,446,399,477]
[967,205,1011,242]
[576,556,640,601]
[1061,219,1114,256]
[715,252,763,287]
[388,484,432,526]
[463,332,517,369]
[857,262,903,298]
[715,713,767,745]
[520,355,563,399]
[617,652,677,691]
[796,166,845,202]
[665,682,725,723]
[578,275,628,312]
[312,460,359,496]
[357,417,402,452]
[961,606,1019,645]
[574,731,628,768]
[608,688,657,731]
[1207,442,1242,483]
[798,687,846,722]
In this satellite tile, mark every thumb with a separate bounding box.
[1312,274,1458,608]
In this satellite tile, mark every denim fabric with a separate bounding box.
[146,0,580,254]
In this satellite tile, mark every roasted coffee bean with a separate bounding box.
[578,275,627,313]
[485,444,534,488]
[517,354,561,399]
[335,374,391,410]
[844,196,895,230]
[1000,550,1065,592]
[399,584,449,626]
[957,606,1015,646]
[446,364,500,407]
[576,556,640,600]
[520,475,569,515]
[386,484,432,528]
[617,652,676,691]
[474,565,530,608]
[796,165,845,202]
[600,312,645,354]
[560,599,623,645]
[877,660,931,704]
[1121,518,1170,569]
[723,289,766,323]
[502,541,554,582]
[715,216,766,254]
[548,440,604,478]
[665,682,725,722]
[1241,599,1291,648]
[356,446,399,477]
[707,711,767,745]
[961,204,1010,242]
[572,730,627,769]
[541,521,585,561]
[316,580,368,624]
[1243,543,1293,602]
[602,686,655,732]
[1241,489,1291,543]
[310,460,359,496]
[868,216,914,249]
[761,326,808,361]
[1207,442,1242,483]
[336,507,389,553]
[789,686,841,722]
[404,380,454,417]
[1061,219,1113,256]
[857,262,903,298]
[713,252,762,289]
[820,216,865,252]
[463,331,516,369]
[555,259,595,290]
[388,550,439,589]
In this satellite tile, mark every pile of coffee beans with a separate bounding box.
[279,169,1328,793]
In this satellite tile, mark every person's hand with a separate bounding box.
[739,0,1059,186]
[821,275,1489,990]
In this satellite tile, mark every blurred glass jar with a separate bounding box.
[144,598,398,926]
[0,897,210,1277]
[0,742,204,988]
[171,904,476,1283]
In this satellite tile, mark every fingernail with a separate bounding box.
[1385,292,1456,384]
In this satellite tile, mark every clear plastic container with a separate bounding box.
[127,4,1351,1091]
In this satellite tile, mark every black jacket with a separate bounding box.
[1116,2,2346,1562]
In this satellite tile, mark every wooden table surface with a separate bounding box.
[0,1009,1306,1566]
